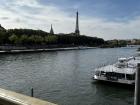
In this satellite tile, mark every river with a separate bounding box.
[0,48,137,105]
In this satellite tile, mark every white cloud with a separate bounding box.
[9,0,40,7]
[0,0,140,40]
[80,17,140,40]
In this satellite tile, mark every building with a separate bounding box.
[75,11,80,35]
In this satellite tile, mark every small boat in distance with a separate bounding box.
[93,56,140,85]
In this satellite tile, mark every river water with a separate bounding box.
[0,48,137,105]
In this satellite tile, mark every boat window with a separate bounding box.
[119,60,124,63]
[106,72,117,76]
[105,72,118,81]
[126,74,135,80]
[101,71,105,75]
[116,73,125,79]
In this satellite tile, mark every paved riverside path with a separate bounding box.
[0,88,57,105]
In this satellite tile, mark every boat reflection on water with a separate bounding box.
[91,81,134,105]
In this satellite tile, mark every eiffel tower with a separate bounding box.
[75,11,80,35]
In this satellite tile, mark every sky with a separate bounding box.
[0,0,140,40]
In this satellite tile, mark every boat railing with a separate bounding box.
[128,63,137,68]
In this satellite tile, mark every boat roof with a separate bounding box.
[96,56,140,74]
[118,58,127,61]
[96,65,136,74]
[127,57,140,66]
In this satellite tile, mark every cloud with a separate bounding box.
[9,0,40,8]
[0,0,140,40]
[80,16,140,40]
[0,17,9,20]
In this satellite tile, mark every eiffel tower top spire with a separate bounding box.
[50,24,54,35]
[75,11,80,35]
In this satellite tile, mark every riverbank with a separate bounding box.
[0,46,96,54]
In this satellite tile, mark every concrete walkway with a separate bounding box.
[0,88,57,105]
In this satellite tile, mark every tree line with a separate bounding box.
[103,39,140,48]
[0,28,105,46]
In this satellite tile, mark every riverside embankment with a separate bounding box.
[0,46,96,53]
[0,88,57,105]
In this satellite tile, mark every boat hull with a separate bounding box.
[93,75,135,86]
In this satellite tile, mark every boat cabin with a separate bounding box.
[116,58,128,68]
[95,70,135,81]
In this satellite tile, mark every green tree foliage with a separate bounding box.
[9,34,19,44]
[44,35,58,44]
[7,34,104,46]
[0,26,105,46]
[118,40,127,46]
[19,35,29,44]
[0,31,6,44]
[33,35,44,44]
[57,35,104,46]
[7,29,48,37]
[28,35,44,44]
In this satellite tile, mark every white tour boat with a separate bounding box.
[93,56,140,85]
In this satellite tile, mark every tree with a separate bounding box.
[7,29,48,37]
[44,35,58,44]
[9,34,19,44]
[28,35,35,44]
[28,35,44,45]
[0,31,6,44]
[34,35,44,44]
[19,35,29,44]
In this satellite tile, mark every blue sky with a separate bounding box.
[41,0,140,21]
[0,0,140,40]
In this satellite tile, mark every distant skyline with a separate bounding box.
[0,0,140,40]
